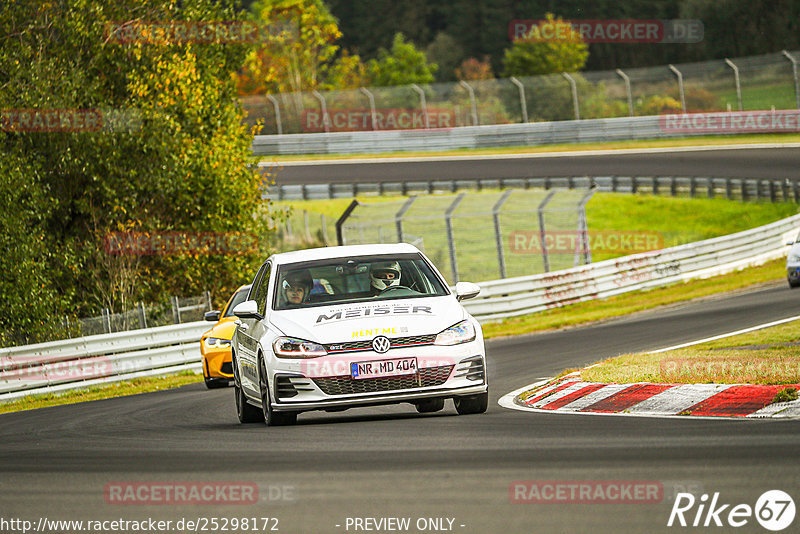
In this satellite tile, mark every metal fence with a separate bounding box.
[244,50,800,136]
[337,187,593,284]
[266,176,800,203]
[59,293,212,341]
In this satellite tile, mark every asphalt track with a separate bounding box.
[1,283,798,534]
[265,146,800,185]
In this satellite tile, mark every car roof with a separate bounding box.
[269,243,422,265]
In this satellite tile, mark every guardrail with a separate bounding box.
[463,213,800,321]
[252,111,800,156]
[0,321,210,401]
[265,176,800,203]
[2,213,798,400]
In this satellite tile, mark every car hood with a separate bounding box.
[202,317,238,340]
[268,295,466,343]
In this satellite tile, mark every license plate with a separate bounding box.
[351,357,417,379]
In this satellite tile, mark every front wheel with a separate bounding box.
[454,392,488,415]
[415,398,445,413]
[235,384,263,423]
[258,354,297,426]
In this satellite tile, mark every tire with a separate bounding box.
[258,354,297,426]
[454,392,488,415]
[789,278,800,288]
[415,398,445,413]
[204,376,229,389]
[235,383,263,424]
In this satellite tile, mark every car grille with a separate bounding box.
[324,334,437,354]
[220,362,233,374]
[312,365,454,396]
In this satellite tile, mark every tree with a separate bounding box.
[426,32,464,82]
[0,0,268,344]
[368,33,438,87]
[456,56,495,80]
[502,13,588,77]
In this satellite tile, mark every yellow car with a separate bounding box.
[201,284,251,389]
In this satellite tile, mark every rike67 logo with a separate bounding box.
[668,490,795,531]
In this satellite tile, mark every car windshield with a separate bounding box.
[273,253,449,310]
[223,288,250,318]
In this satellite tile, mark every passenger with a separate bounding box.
[282,269,313,307]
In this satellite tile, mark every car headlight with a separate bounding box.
[434,320,476,346]
[272,337,327,358]
[789,254,800,263]
[204,337,231,348]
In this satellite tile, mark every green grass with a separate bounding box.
[0,371,202,415]
[718,82,798,112]
[581,317,800,385]
[259,133,800,161]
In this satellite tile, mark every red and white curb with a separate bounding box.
[499,373,800,419]
[499,317,800,419]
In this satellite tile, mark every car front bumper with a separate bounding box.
[267,345,488,413]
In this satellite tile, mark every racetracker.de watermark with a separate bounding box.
[0,356,112,383]
[1,109,141,133]
[104,20,290,45]
[104,482,276,505]
[302,108,455,132]
[509,230,663,255]
[102,232,258,256]
[509,19,703,43]
[510,480,663,504]
[660,111,800,134]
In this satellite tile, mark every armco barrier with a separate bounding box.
[264,176,800,203]
[0,321,210,401]
[252,111,800,156]
[253,115,674,155]
[2,213,799,400]
[463,213,800,321]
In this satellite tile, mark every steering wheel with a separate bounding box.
[380,285,411,293]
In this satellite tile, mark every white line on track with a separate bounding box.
[648,314,800,353]
[260,142,800,167]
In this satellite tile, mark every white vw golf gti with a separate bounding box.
[231,243,488,426]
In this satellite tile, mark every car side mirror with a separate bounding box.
[204,310,221,322]
[455,281,481,302]
[232,300,262,320]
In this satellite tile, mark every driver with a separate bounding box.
[282,269,312,306]
[369,261,401,295]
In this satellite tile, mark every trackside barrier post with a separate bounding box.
[360,87,378,130]
[311,90,331,133]
[615,69,634,117]
[562,72,580,120]
[537,190,557,272]
[783,50,800,110]
[459,81,479,126]
[335,200,360,246]
[395,196,417,243]
[510,77,528,122]
[266,94,283,135]
[576,188,595,266]
[445,194,466,283]
[493,190,514,279]
[411,84,430,129]
[724,59,743,111]
[669,64,687,112]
